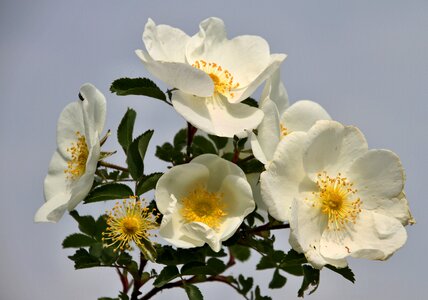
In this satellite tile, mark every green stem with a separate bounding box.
[98,161,129,172]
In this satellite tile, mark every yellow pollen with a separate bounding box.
[314,172,362,231]
[280,123,289,138]
[181,185,227,230]
[64,131,89,180]
[102,198,159,252]
[193,60,240,98]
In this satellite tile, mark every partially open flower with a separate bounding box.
[34,83,106,223]
[260,120,413,268]
[155,154,255,252]
[136,18,286,137]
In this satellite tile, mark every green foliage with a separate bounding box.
[326,265,355,283]
[110,77,166,101]
[181,258,226,276]
[68,248,101,269]
[136,172,163,196]
[241,97,259,108]
[269,269,287,289]
[191,136,217,156]
[153,266,180,287]
[138,237,157,263]
[84,183,134,204]
[238,275,253,296]
[117,108,136,154]
[229,244,251,262]
[298,265,320,297]
[156,142,186,165]
[254,286,272,300]
[126,130,154,180]
[207,134,228,151]
[63,233,97,248]
[183,284,204,300]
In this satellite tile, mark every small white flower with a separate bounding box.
[35,83,106,223]
[251,70,330,165]
[136,18,286,137]
[261,120,413,268]
[155,154,255,252]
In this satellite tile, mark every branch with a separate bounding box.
[98,161,129,172]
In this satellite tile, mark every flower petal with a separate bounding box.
[347,149,405,209]
[143,18,189,63]
[303,120,368,179]
[56,102,85,157]
[80,83,106,143]
[182,222,222,252]
[260,132,310,221]
[172,91,264,137]
[281,100,330,133]
[34,193,70,223]
[320,210,407,261]
[260,69,289,115]
[135,49,214,97]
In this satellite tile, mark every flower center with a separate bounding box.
[103,199,158,251]
[314,172,362,231]
[193,60,240,98]
[64,131,89,180]
[181,185,227,230]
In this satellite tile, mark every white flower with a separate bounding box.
[155,154,255,251]
[260,120,413,268]
[35,83,106,223]
[250,70,331,165]
[136,18,286,137]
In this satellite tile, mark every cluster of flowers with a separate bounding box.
[36,17,414,272]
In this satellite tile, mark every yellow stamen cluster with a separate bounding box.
[193,60,240,98]
[280,123,289,138]
[103,198,158,252]
[313,172,362,231]
[64,131,89,180]
[181,185,227,230]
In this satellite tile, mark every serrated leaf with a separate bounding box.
[269,269,287,289]
[116,252,133,266]
[229,245,251,262]
[241,97,258,108]
[256,256,277,270]
[110,77,166,101]
[238,275,253,295]
[191,136,217,156]
[155,142,186,165]
[127,134,145,180]
[84,183,133,204]
[156,245,206,266]
[153,265,180,287]
[68,248,100,269]
[298,265,320,297]
[138,237,157,262]
[70,211,98,238]
[180,258,226,276]
[207,134,229,151]
[173,128,187,150]
[183,284,203,300]
[117,108,136,153]
[62,233,97,248]
[326,265,355,283]
[138,129,154,162]
[254,286,271,300]
[136,172,163,196]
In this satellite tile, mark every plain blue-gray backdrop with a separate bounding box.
[1,0,427,299]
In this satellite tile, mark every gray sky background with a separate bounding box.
[1,0,427,299]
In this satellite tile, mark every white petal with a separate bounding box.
[56,102,84,157]
[320,210,407,261]
[172,91,264,138]
[135,49,214,97]
[281,100,331,133]
[246,173,266,211]
[253,98,281,163]
[260,132,310,221]
[155,163,209,213]
[290,198,347,269]
[260,69,289,115]
[182,222,222,252]
[303,120,368,179]
[143,18,189,62]
[43,150,69,201]
[80,83,106,142]
[34,193,70,223]
[347,149,405,209]
[376,192,415,226]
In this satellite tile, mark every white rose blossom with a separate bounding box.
[136,18,286,137]
[251,70,331,165]
[155,154,255,252]
[260,120,413,268]
[35,83,106,223]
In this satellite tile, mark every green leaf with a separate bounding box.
[155,142,186,165]
[238,275,253,295]
[70,211,98,239]
[279,249,307,276]
[138,237,157,262]
[326,265,355,283]
[183,284,203,300]
[173,128,187,150]
[138,129,154,162]
[62,233,97,248]
[269,269,287,289]
[84,183,134,204]
[229,245,251,262]
[136,172,163,196]
[241,97,258,108]
[68,248,100,269]
[256,255,277,270]
[191,136,217,156]
[238,159,265,174]
[117,108,136,153]
[126,133,146,180]
[110,77,166,101]
[116,252,133,266]
[181,258,226,276]
[156,246,206,266]
[254,286,271,300]
[207,135,229,151]
[297,265,320,297]
[153,266,180,287]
